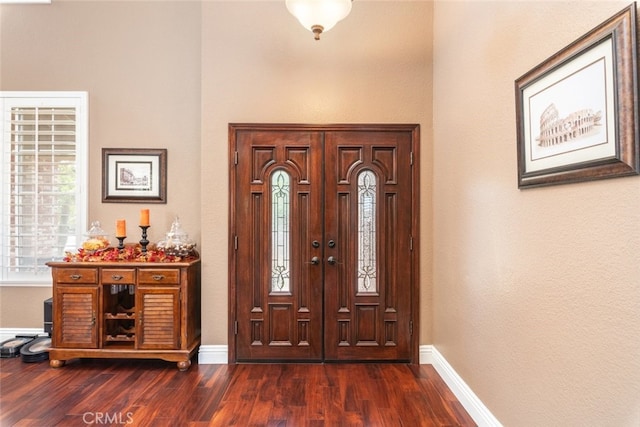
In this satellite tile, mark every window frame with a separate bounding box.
[0,91,88,286]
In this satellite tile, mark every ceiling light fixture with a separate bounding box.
[285,0,353,41]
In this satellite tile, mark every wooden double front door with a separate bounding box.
[229,124,419,362]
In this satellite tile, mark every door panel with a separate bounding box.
[235,130,324,361]
[324,131,412,361]
[232,125,416,362]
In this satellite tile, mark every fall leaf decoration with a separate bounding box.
[64,244,195,263]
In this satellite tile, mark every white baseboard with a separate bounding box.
[0,328,46,342]
[424,345,503,427]
[419,343,434,364]
[197,345,228,364]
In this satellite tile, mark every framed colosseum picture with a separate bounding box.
[515,3,638,188]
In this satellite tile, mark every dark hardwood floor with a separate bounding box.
[0,357,476,426]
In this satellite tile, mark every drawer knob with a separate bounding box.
[152,275,165,281]
[70,274,82,280]
[111,275,124,281]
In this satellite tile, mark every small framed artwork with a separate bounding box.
[515,3,639,188]
[102,148,167,203]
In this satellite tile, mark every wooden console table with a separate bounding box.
[46,258,201,371]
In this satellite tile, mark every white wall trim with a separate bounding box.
[423,344,503,427]
[197,345,228,364]
[419,343,434,364]
[0,328,45,342]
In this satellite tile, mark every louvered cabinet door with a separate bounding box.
[53,284,99,348]
[136,286,180,349]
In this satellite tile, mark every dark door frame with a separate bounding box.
[228,123,420,364]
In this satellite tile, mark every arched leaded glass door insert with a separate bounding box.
[357,170,377,294]
[271,170,291,293]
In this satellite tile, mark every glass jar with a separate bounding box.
[81,221,110,252]
[157,217,196,256]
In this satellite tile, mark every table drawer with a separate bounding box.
[101,269,136,284]
[55,268,98,284]
[138,269,180,284]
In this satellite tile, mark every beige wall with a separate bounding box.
[0,1,202,326]
[432,1,640,425]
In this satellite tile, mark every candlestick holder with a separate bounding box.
[139,226,150,253]
[116,236,126,250]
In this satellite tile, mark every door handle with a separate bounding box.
[327,256,337,265]
[309,256,320,265]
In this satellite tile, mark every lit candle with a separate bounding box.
[139,209,150,227]
[116,219,126,238]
